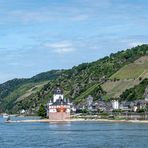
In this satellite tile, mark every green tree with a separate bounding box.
[38,104,46,118]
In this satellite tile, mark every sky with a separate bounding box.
[0,0,148,83]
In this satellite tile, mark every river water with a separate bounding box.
[0,116,148,148]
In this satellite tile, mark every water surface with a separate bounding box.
[0,116,148,148]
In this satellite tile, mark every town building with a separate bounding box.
[111,100,119,110]
[144,87,148,101]
[86,95,93,110]
[48,86,70,121]
[120,101,132,112]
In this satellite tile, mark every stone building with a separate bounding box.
[48,86,70,121]
[86,95,93,110]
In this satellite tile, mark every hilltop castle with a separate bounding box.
[48,86,70,121]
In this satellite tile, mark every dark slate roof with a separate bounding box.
[51,99,68,106]
[54,87,63,94]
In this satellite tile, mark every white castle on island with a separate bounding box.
[48,86,71,121]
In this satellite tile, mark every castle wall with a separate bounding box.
[49,112,70,121]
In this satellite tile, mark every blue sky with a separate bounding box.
[0,0,148,83]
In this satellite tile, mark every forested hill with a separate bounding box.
[0,70,62,103]
[0,44,148,114]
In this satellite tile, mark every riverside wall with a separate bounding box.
[49,112,70,121]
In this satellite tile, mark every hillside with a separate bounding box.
[120,78,148,101]
[110,56,148,80]
[0,70,62,113]
[102,56,148,99]
[0,44,148,114]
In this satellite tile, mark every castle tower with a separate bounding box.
[53,87,63,102]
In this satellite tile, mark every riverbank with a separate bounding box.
[5,118,148,123]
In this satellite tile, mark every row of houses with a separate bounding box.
[75,86,148,113]
[77,86,148,112]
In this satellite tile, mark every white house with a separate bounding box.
[111,100,119,110]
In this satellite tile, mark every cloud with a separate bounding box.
[0,0,112,24]
[71,14,89,21]
[44,41,75,54]
[8,10,54,23]
[8,62,34,68]
[1,5,90,23]
[128,42,148,47]
[0,0,147,25]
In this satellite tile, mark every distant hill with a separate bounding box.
[0,70,62,113]
[0,44,148,114]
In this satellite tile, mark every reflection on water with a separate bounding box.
[0,116,148,148]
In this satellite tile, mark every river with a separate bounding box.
[0,116,148,148]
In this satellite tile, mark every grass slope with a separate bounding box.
[110,56,148,80]
[102,56,148,99]
[102,79,139,99]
